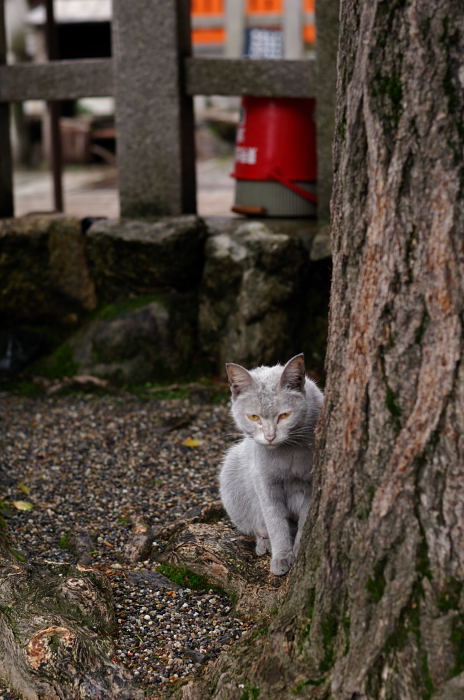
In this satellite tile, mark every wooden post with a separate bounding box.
[283,0,303,60]
[0,0,14,218]
[112,0,196,217]
[225,0,245,58]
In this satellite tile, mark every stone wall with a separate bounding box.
[0,214,331,383]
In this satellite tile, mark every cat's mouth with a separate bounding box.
[256,437,281,448]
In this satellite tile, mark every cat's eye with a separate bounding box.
[278,412,291,420]
[247,414,260,422]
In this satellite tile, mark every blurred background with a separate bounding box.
[5,0,316,218]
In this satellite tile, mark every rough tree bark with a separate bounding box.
[183,1,464,698]
[0,522,143,699]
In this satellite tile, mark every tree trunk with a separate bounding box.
[184,1,464,697]
[0,525,142,699]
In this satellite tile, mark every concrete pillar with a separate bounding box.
[225,0,245,58]
[283,0,303,60]
[112,0,196,217]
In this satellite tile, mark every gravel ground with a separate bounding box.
[0,391,251,699]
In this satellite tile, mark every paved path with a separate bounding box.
[13,157,235,219]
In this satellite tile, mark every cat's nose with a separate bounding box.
[265,434,275,443]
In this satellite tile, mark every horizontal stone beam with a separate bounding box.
[0,57,316,103]
[0,59,113,102]
[185,57,317,97]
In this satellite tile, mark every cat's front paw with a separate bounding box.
[255,536,271,556]
[270,551,295,576]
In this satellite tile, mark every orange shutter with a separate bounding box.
[191,0,224,14]
[246,0,283,14]
[303,0,316,43]
[191,0,225,45]
[192,28,226,44]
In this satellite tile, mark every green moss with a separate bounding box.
[319,614,338,672]
[291,678,326,694]
[370,58,405,144]
[366,558,387,603]
[0,380,45,397]
[386,386,401,418]
[0,603,19,639]
[240,684,260,700]
[450,614,464,676]
[356,484,377,521]
[209,390,229,404]
[228,591,239,606]
[437,579,462,612]
[420,652,436,699]
[299,588,316,647]
[306,587,316,618]
[48,633,62,653]
[0,604,14,622]
[342,614,351,655]
[409,590,435,698]
[299,620,313,647]
[372,72,403,113]
[134,383,191,400]
[0,498,9,528]
[10,549,25,563]
[58,532,71,550]
[156,564,223,593]
[382,583,435,697]
[337,112,347,141]
[416,536,432,581]
[250,626,268,640]
[32,344,79,379]
[92,294,166,321]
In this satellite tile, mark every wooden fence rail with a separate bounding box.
[0,0,336,220]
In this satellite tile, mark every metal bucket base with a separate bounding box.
[233,179,317,217]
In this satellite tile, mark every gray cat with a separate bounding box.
[219,354,323,575]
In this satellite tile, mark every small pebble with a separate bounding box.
[0,393,249,698]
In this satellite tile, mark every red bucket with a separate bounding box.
[231,97,317,217]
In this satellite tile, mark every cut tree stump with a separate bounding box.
[0,538,143,699]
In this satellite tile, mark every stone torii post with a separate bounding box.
[112,0,197,218]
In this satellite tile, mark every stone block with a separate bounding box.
[199,219,311,371]
[66,295,196,384]
[85,216,206,300]
[0,214,96,324]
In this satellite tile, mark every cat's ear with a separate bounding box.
[225,363,254,398]
[280,353,306,392]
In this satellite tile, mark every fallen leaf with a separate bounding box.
[11,501,34,512]
[182,437,200,448]
[18,484,30,495]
